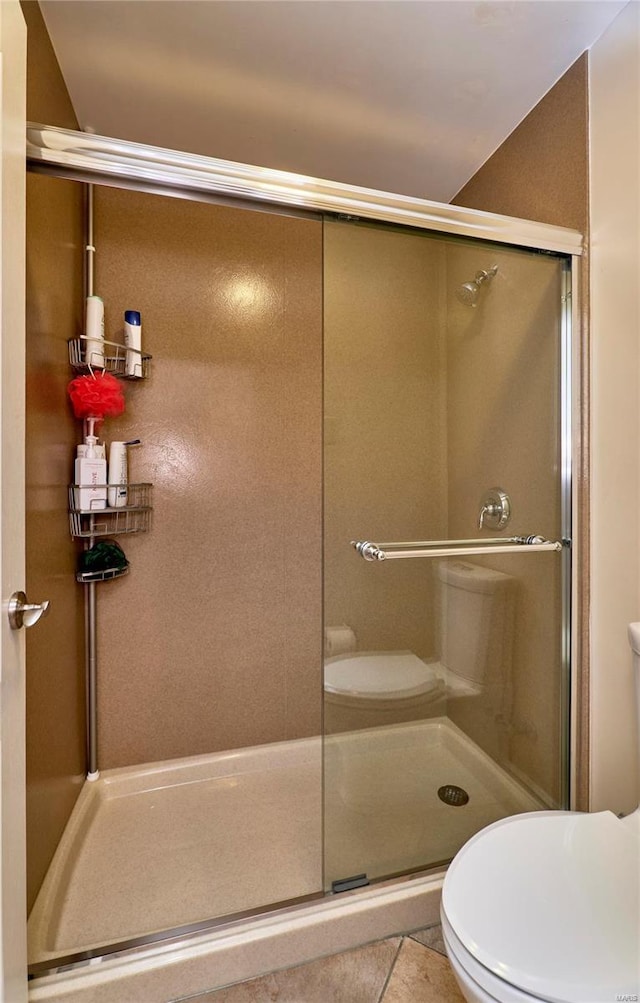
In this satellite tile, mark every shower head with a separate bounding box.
[457,280,481,307]
[457,265,498,307]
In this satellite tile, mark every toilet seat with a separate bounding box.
[324,651,442,701]
[442,809,640,1003]
[442,913,543,1003]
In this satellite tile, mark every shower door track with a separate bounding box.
[27,889,325,978]
[27,863,449,979]
[26,124,583,255]
[25,121,582,983]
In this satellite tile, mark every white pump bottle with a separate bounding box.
[74,418,107,510]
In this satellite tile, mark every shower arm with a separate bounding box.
[351,536,565,562]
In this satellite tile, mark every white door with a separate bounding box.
[0,2,27,1000]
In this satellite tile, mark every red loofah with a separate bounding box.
[67,372,125,420]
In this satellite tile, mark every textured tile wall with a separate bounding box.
[323,220,447,662]
[444,243,565,803]
[94,188,323,767]
[23,0,87,911]
[452,53,590,808]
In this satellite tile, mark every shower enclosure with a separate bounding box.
[323,220,570,889]
[25,125,577,982]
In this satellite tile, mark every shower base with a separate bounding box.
[28,717,541,967]
[325,717,541,885]
[28,736,323,965]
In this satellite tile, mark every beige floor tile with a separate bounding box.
[409,923,447,956]
[381,938,465,1003]
[185,937,401,1002]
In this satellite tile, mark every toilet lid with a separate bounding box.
[442,809,640,1003]
[324,651,440,699]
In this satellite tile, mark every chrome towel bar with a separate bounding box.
[351,536,564,562]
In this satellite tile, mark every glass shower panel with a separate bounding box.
[323,219,569,890]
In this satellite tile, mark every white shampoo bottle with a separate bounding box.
[108,441,128,508]
[107,439,140,507]
[74,420,107,511]
[84,296,105,368]
[123,310,142,377]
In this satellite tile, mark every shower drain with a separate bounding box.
[437,784,470,807]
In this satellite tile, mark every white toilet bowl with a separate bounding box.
[440,620,640,1003]
[441,800,640,1002]
[324,650,443,704]
[324,650,445,731]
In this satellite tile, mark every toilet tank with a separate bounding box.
[436,560,514,686]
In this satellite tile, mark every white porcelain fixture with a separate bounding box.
[440,623,640,1002]
[325,649,444,705]
[324,561,514,731]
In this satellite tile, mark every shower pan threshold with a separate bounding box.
[28,735,324,967]
[28,718,542,976]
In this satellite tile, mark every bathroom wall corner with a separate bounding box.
[588,1,640,815]
[23,1,86,911]
[20,1,77,130]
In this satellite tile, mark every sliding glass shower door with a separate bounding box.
[323,219,571,890]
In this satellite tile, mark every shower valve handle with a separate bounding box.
[477,488,511,530]
[478,504,497,529]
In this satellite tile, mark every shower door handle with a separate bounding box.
[7,591,51,630]
[351,536,564,562]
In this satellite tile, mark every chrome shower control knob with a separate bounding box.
[477,488,511,530]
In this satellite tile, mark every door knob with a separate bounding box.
[7,591,51,630]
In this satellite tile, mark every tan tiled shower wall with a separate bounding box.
[452,53,589,808]
[444,244,565,803]
[452,54,588,232]
[23,1,87,912]
[94,189,323,767]
[324,221,447,661]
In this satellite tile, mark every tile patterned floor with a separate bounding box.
[175,924,465,1002]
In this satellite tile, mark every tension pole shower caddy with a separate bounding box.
[68,184,153,779]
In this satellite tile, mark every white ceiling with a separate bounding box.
[40,1,626,203]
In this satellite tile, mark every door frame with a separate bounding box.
[0,2,27,1000]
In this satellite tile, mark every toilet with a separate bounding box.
[324,649,446,732]
[440,622,640,1003]
[324,561,514,733]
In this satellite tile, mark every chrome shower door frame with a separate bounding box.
[25,123,583,976]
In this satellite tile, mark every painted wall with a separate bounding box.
[93,187,323,768]
[589,2,640,814]
[21,1,86,911]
